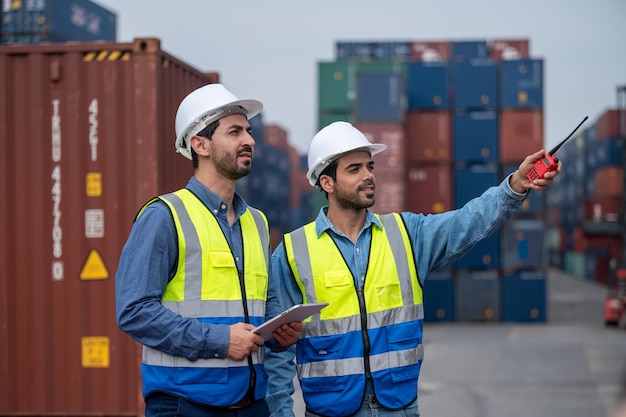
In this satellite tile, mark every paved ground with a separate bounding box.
[286,268,626,417]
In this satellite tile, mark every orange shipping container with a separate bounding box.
[595,109,624,140]
[0,38,218,415]
[406,111,451,164]
[594,167,624,199]
[356,122,406,176]
[499,110,544,163]
[406,164,453,214]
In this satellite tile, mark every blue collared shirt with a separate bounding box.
[265,175,527,417]
[115,176,283,362]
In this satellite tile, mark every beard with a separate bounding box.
[334,180,375,210]
[212,145,253,180]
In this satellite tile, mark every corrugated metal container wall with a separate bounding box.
[406,165,452,214]
[595,109,623,140]
[499,109,544,164]
[406,111,451,164]
[0,38,217,415]
[1,0,117,44]
[453,110,498,163]
[405,61,449,111]
[356,122,406,176]
[500,59,544,109]
[449,40,488,62]
[451,59,497,110]
[356,72,405,122]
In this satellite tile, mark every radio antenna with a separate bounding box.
[547,116,588,156]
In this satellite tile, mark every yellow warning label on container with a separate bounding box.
[81,336,109,368]
[86,172,102,197]
[79,249,109,281]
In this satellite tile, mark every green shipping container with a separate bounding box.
[318,60,406,113]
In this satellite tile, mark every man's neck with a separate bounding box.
[326,206,367,243]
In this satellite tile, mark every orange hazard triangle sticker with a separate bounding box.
[79,249,109,281]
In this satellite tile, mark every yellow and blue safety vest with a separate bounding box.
[139,189,270,407]
[284,213,424,416]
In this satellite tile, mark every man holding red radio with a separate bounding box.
[265,121,561,417]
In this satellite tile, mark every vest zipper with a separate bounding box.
[356,286,374,388]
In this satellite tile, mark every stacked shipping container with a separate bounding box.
[545,105,625,284]
[319,38,549,322]
[1,0,117,44]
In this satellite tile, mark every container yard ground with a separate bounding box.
[288,268,626,417]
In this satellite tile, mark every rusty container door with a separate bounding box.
[0,38,217,415]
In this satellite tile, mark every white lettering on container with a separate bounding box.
[89,99,99,162]
[51,100,63,281]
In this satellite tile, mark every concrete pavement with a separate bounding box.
[285,268,626,416]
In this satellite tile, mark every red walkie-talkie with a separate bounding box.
[526,116,589,182]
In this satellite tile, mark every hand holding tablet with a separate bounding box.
[252,302,329,341]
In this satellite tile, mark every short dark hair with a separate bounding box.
[190,119,220,169]
[316,160,338,200]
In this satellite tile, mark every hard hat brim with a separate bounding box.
[175,98,263,160]
[306,143,387,187]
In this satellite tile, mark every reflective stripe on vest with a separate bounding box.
[284,213,424,416]
[139,189,270,406]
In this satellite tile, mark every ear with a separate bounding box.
[319,175,334,193]
[190,135,210,157]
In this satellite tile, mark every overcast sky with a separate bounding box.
[97,0,626,154]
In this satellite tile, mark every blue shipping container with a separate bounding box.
[356,73,405,122]
[501,219,545,269]
[423,270,454,322]
[502,270,547,322]
[451,59,498,109]
[450,40,489,62]
[500,59,544,109]
[454,269,500,321]
[336,41,375,61]
[336,41,412,61]
[406,61,449,110]
[1,0,116,43]
[453,110,498,163]
[454,163,500,269]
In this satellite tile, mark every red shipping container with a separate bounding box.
[584,198,623,222]
[595,109,623,140]
[371,172,405,214]
[488,38,530,60]
[499,110,544,163]
[406,164,453,214]
[406,111,451,164]
[410,40,450,61]
[356,122,406,176]
[594,167,624,198]
[0,38,218,415]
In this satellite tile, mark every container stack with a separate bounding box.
[1,0,117,44]
[546,106,624,284]
[318,38,548,322]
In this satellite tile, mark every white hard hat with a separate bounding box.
[306,121,387,187]
[175,84,263,159]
